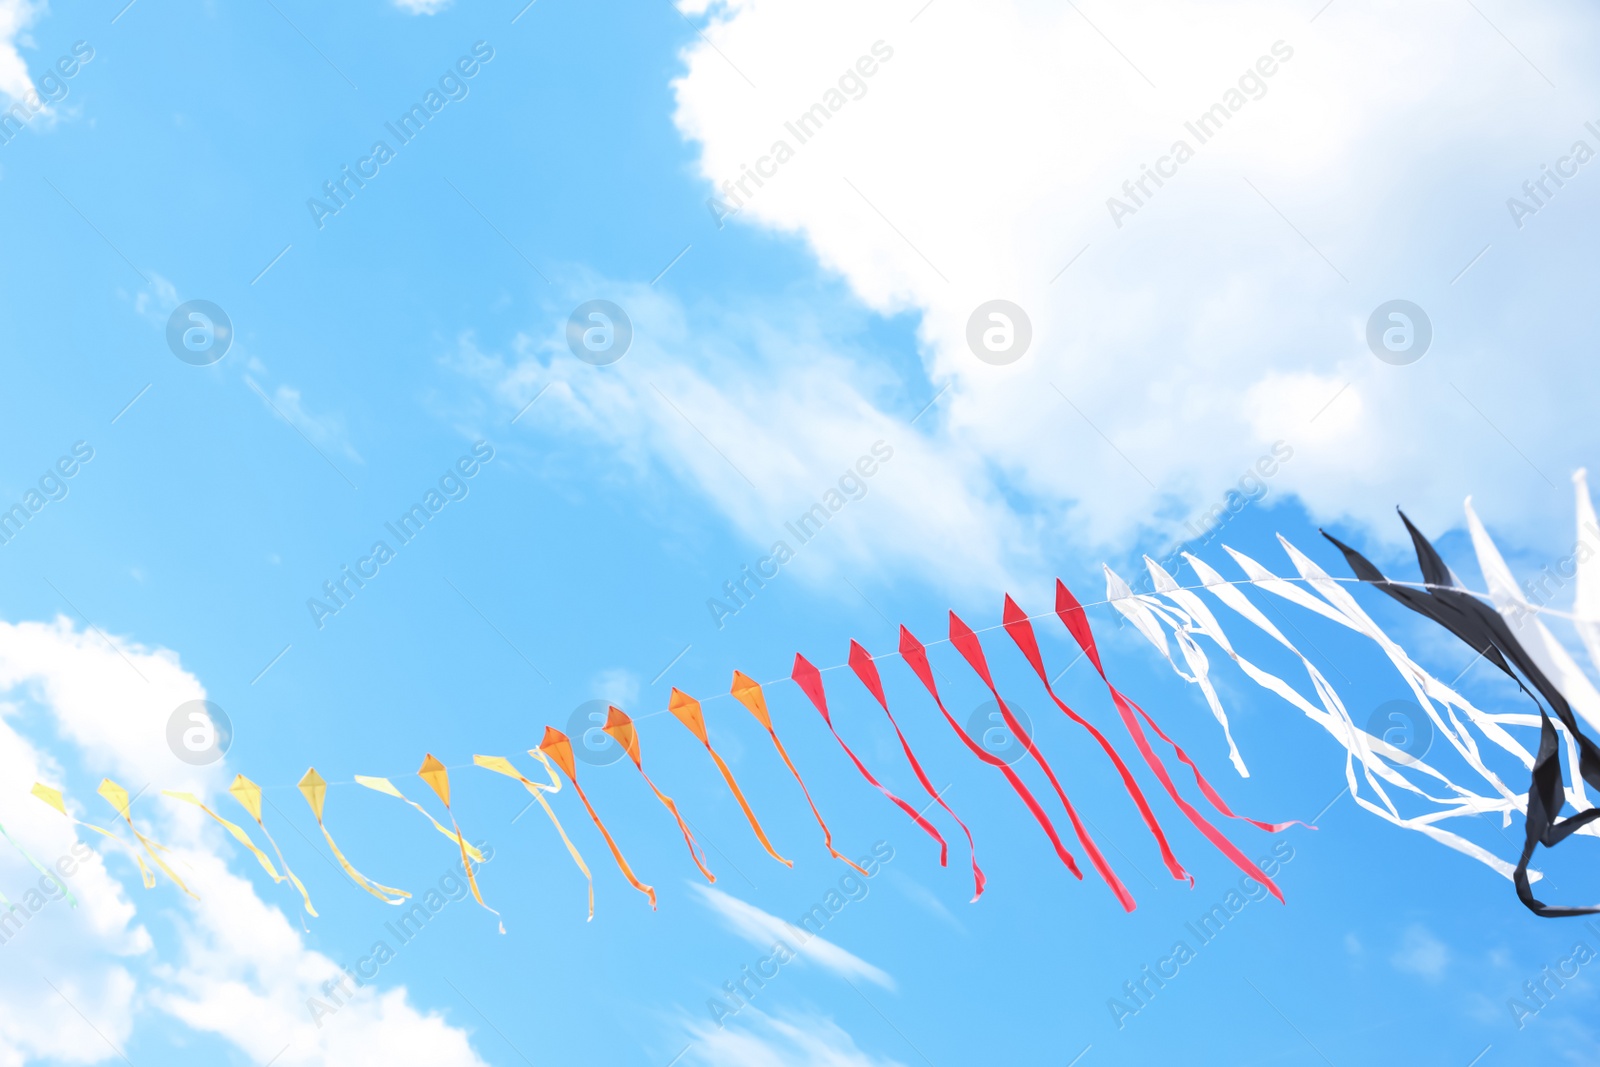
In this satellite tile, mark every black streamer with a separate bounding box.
[1324,512,1600,917]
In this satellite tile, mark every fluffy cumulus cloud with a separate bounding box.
[0,616,488,1066]
[0,0,39,104]
[658,0,1600,565]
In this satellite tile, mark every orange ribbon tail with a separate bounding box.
[540,727,657,908]
[730,671,864,875]
[669,688,791,868]
[604,707,715,883]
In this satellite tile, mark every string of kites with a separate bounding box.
[10,472,1600,924]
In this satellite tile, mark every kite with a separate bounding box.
[999,594,1189,886]
[668,688,790,868]
[417,755,501,932]
[295,769,409,905]
[541,726,657,909]
[1054,580,1291,903]
[792,652,950,865]
[34,781,154,889]
[897,624,1080,877]
[31,470,1600,927]
[946,610,1121,904]
[730,670,865,875]
[848,639,985,902]
[229,774,315,916]
[604,706,715,883]
[100,778,197,901]
[1325,511,1600,916]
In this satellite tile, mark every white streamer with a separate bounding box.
[1108,554,1525,880]
[1465,494,1600,740]
[1103,564,1249,777]
[1574,470,1600,678]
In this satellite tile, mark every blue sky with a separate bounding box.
[1,0,1599,1064]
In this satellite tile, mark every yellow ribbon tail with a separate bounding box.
[258,824,318,919]
[163,791,281,883]
[225,776,315,917]
[354,776,486,863]
[324,823,410,904]
[99,779,199,901]
[417,756,501,933]
[36,782,155,887]
[451,818,503,933]
[475,753,593,920]
[297,768,408,904]
[538,788,594,920]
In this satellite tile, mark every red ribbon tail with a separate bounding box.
[948,613,1135,909]
[1054,580,1288,903]
[900,626,1081,881]
[792,654,950,865]
[1002,595,1192,883]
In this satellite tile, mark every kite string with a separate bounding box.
[251,574,1566,789]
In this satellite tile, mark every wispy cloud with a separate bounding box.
[692,885,894,990]
[677,1006,908,1067]
[886,872,962,934]
[452,287,1033,606]
[1391,924,1451,981]
[243,375,366,466]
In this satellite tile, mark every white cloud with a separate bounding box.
[0,615,489,1066]
[885,872,962,933]
[451,289,1032,598]
[131,275,365,470]
[243,376,366,467]
[692,884,894,989]
[0,0,41,105]
[1390,923,1451,980]
[663,0,1600,560]
[393,0,453,13]
[592,667,641,708]
[677,1006,908,1067]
